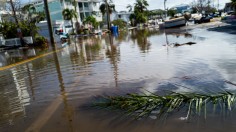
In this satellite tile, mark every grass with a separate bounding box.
[93,91,236,120]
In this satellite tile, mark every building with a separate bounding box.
[104,11,132,23]
[224,2,236,13]
[26,0,102,23]
[78,0,102,22]
[171,4,191,13]
[32,0,73,22]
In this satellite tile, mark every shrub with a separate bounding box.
[34,36,48,48]
[0,21,38,39]
[112,19,127,29]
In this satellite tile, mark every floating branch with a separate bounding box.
[93,92,236,120]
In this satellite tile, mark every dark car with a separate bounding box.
[194,16,212,24]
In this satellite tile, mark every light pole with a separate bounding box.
[164,0,167,18]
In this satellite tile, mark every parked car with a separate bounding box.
[55,28,64,35]
[194,16,212,24]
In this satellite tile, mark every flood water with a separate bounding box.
[1,27,236,132]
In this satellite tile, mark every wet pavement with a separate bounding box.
[1,25,236,132]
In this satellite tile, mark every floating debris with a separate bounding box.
[93,91,236,120]
[173,42,197,47]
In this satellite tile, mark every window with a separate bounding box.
[80,13,84,21]
[78,2,83,8]
[85,12,90,18]
[84,3,89,8]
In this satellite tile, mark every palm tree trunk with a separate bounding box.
[105,0,111,30]
[71,19,74,33]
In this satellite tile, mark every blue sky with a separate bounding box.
[22,0,231,11]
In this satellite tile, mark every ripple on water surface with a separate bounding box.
[1,29,236,131]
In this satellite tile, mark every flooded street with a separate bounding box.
[1,26,236,132]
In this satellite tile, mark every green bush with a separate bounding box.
[34,36,48,48]
[0,22,18,39]
[112,19,127,29]
[0,21,38,39]
[83,16,99,28]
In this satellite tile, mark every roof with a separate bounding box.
[172,4,189,8]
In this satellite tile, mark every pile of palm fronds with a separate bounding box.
[93,91,236,120]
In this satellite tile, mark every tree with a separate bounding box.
[134,0,149,13]
[232,0,236,12]
[21,4,36,21]
[167,9,177,17]
[191,0,216,14]
[21,4,38,40]
[83,16,99,29]
[133,0,149,23]
[8,0,26,46]
[62,9,77,33]
[99,0,115,30]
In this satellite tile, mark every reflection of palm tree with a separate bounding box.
[53,52,74,131]
[129,29,163,52]
[106,35,120,87]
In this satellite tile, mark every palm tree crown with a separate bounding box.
[99,2,115,15]
[62,9,77,21]
[134,0,149,13]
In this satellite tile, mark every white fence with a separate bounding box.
[0,36,33,47]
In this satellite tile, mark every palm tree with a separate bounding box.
[22,4,36,21]
[133,0,149,23]
[62,9,77,33]
[232,0,236,12]
[134,0,149,13]
[99,0,115,30]
[126,4,132,12]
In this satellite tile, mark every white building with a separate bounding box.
[104,11,132,23]
[77,0,102,22]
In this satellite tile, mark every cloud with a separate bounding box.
[113,0,231,11]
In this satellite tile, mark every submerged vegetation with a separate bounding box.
[93,91,236,120]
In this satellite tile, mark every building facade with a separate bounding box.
[77,0,102,22]
[26,0,102,23]
[171,4,191,13]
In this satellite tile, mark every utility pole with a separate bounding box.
[164,0,167,18]
[43,0,55,49]
[105,0,111,30]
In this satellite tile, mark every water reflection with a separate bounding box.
[0,66,30,125]
[0,28,236,131]
[0,48,49,67]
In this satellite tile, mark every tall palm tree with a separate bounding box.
[62,8,77,33]
[133,0,149,23]
[99,0,115,30]
[134,0,149,13]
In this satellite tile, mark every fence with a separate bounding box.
[0,36,33,47]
